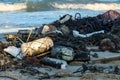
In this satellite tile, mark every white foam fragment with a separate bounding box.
[59,15,71,23]
[73,30,104,38]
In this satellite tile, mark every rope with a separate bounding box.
[75,13,81,20]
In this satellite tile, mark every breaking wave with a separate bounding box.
[0,2,120,12]
[0,3,27,12]
[52,3,120,11]
[0,1,52,12]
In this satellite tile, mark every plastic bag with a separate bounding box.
[4,46,23,59]
[21,37,53,56]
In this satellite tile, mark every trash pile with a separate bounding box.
[0,10,120,78]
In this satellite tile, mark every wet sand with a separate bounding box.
[0,50,120,80]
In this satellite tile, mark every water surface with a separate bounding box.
[0,0,120,33]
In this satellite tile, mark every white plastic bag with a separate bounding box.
[73,30,104,38]
[4,46,23,59]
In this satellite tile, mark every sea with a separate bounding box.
[0,0,120,33]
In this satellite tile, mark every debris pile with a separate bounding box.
[0,10,120,79]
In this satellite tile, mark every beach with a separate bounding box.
[0,51,120,80]
[0,0,120,80]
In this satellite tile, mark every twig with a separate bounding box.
[26,27,35,42]
[36,51,50,58]
[15,36,24,43]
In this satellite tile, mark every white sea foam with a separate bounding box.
[0,3,27,12]
[52,3,120,10]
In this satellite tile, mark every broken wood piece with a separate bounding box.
[36,51,50,58]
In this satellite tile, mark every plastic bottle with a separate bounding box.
[41,57,67,70]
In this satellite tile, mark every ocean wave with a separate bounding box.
[0,2,52,12]
[52,3,120,10]
[0,3,27,12]
[0,2,120,12]
[26,1,52,11]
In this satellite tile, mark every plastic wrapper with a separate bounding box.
[4,46,23,59]
[21,37,53,56]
